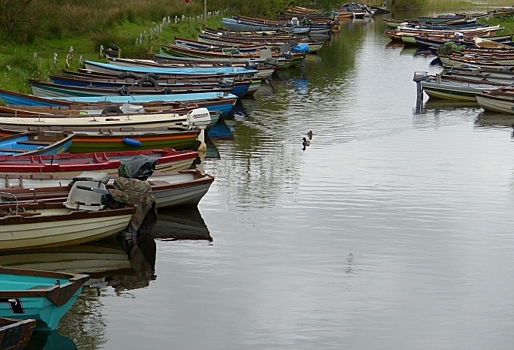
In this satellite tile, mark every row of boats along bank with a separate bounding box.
[385,7,514,115]
[0,4,342,348]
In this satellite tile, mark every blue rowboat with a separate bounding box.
[0,88,238,117]
[49,75,252,98]
[0,130,74,156]
[84,60,258,77]
[0,267,89,331]
[46,92,238,117]
[0,88,69,107]
[221,18,311,34]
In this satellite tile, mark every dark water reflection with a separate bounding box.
[53,11,514,350]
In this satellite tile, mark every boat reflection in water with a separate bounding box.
[0,233,158,349]
[152,207,212,242]
[475,110,514,129]
[0,239,132,277]
[413,98,480,117]
[25,329,77,350]
[112,232,157,292]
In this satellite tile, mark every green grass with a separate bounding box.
[0,14,224,94]
[3,1,514,94]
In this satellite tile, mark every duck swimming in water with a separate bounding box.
[302,137,310,151]
[307,130,313,140]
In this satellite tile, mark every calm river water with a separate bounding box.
[27,11,514,350]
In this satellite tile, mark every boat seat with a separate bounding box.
[26,284,55,291]
[63,180,106,211]
[0,147,28,153]
[16,140,53,146]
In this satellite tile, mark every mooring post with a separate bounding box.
[413,71,428,115]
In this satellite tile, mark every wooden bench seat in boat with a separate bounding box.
[26,284,56,290]
[0,147,29,153]
[16,140,53,146]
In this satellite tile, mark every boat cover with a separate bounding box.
[294,43,311,53]
[118,155,158,181]
[108,177,156,232]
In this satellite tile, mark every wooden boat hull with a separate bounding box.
[0,169,214,209]
[0,130,74,156]
[418,15,467,23]
[420,79,500,101]
[222,17,310,34]
[160,44,298,72]
[174,36,267,53]
[0,267,88,331]
[0,317,35,350]
[0,88,238,117]
[68,130,201,153]
[50,95,237,117]
[0,113,195,133]
[439,55,514,69]
[230,14,324,33]
[84,59,258,77]
[476,91,514,114]
[0,147,199,176]
[147,170,214,208]
[0,203,135,251]
[196,32,324,53]
[50,72,253,98]
[155,50,292,69]
[29,79,236,98]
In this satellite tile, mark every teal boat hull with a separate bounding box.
[0,267,88,331]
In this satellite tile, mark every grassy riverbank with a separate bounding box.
[0,13,225,94]
[2,2,514,95]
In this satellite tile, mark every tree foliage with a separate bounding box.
[221,0,295,17]
[0,0,346,42]
[389,0,428,10]
[0,0,33,34]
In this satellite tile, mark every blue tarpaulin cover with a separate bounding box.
[293,43,310,53]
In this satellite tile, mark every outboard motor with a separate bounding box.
[182,108,211,130]
[65,171,111,211]
[413,71,429,102]
[219,77,235,88]
[412,71,428,82]
[245,59,259,70]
